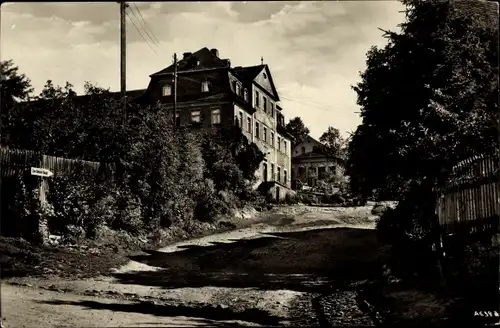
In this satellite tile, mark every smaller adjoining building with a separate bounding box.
[291,135,344,190]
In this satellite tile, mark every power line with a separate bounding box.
[130,3,164,51]
[128,4,163,53]
[125,10,160,56]
[279,95,332,112]
[279,91,338,108]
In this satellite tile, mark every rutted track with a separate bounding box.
[3,205,383,328]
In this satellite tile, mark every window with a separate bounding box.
[254,90,260,108]
[270,102,274,117]
[201,80,209,92]
[277,167,281,182]
[239,112,243,128]
[191,110,201,123]
[244,88,248,102]
[271,163,275,181]
[277,136,281,151]
[284,141,287,154]
[270,132,274,147]
[318,166,326,179]
[255,122,260,139]
[284,170,287,184]
[235,83,241,96]
[298,167,305,176]
[162,84,172,96]
[247,116,251,132]
[263,96,267,112]
[211,108,221,125]
[262,162,268,182]
[263,126,267,142]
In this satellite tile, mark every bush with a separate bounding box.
[46,165,111,238]
[11,173,44,243]
[284,192,299,205]
[109,186,144,234]
[294,180,304,191]
[201,126,265,196]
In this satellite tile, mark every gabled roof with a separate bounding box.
[292,135,323,153]
[231,65,266,84]
[150,47,228,77]
[231,64,280,101]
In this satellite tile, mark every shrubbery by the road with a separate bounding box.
[0,73,266,244]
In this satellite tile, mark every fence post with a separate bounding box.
[432,206,447,287]
[37,155,50,245]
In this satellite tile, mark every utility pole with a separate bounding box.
[120,1,127,124]
[173,53,177,128]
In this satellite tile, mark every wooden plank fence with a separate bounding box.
[0,147,112,177]
[436,154,499,235]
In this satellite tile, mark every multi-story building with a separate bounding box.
[291,135,344,189]
[135,47,294,199]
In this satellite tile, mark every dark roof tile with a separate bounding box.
[231,65,265,84]
[151,47,227,76]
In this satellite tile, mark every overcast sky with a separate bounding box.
[1,1,404,139]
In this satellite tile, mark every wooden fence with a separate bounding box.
[0,147,111,177]
[1,147,116,242]
[436,154,499,235]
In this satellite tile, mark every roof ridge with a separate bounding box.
[231,64,265,70]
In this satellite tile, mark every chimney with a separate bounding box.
[210,48,219,57]
[183,52,192,60]
[222,59,231,67]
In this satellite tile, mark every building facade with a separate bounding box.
[291,135,344,189]
[136,47,294,199]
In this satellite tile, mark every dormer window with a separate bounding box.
[244,89,248,102]
[196,60,200,66]
[201,80,209,92]
[235,83,241,96]
[162,84,172,96]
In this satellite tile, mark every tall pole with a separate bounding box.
[173,53,177,128]
[120,1,127,124]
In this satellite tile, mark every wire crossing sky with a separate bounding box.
[0,1,404,139]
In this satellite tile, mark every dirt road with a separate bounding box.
[2,206,383,328]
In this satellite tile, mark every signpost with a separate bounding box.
[31,167,54,178]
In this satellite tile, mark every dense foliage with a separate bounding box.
[285,116,310,148]
[346,0,499,303]
[0,64,265,241]
[319,126,347,160]
[347,0,498,203]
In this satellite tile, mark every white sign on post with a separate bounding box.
[31,167,54,178]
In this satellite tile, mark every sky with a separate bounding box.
[1,1,404,139]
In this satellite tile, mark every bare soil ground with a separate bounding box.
[2,205,383,328]
[5,204,479,327]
